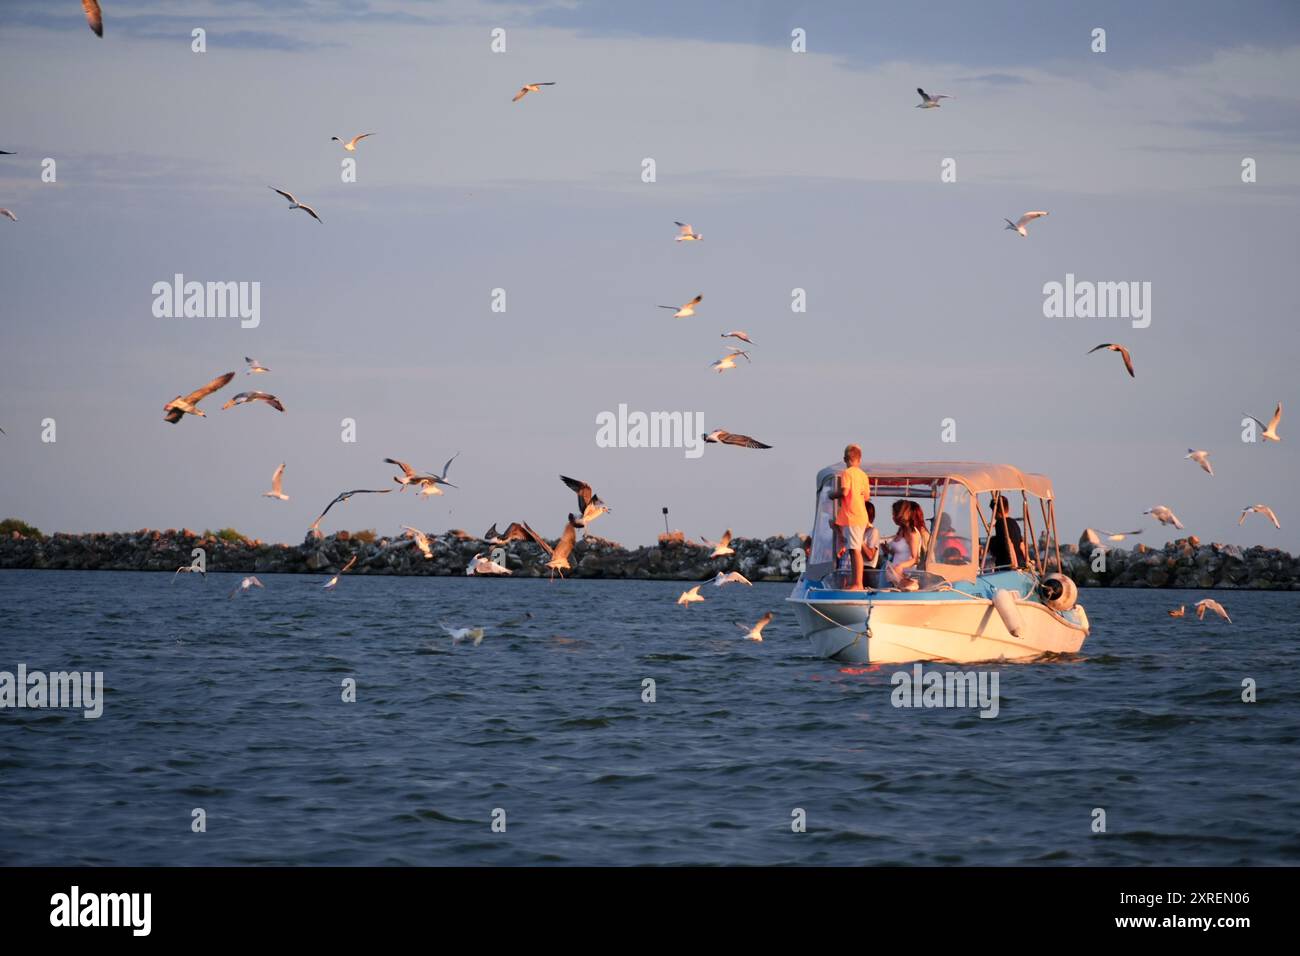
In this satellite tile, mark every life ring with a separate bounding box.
[1039,573,1078,612]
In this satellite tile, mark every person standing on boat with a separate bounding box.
[831,444,872,590]
[987,494,1026,570]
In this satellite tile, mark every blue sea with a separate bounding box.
[1,570,1296,866]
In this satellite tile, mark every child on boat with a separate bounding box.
[832,444,872,591]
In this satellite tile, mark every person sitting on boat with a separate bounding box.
[862,501,882,570]
[885,499,926,590]
[831,444,872,590]
[986,494,1026,570]
[935,512,969,563]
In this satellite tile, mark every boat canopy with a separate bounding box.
[814,461,1054,500]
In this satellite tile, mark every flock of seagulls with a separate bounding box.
[10,15,1285,647]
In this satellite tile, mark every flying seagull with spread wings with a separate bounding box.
[228,576,264,599]
[310,488,393,532]
[659,294,702,318]
[1004,211,1049,237]
[222,391,284,412]
[736,611,773,641]
[701,529,734,557]
[331,133,374,151]
[1195,598,1231,623]
[674,221,702,241]
[915,87,950,108]
[1087,343,1135,378]
[703,429,771,449]
[482,522,532,545]
[1185,449,1214,476]
[385,452,459,494]
[1144,505,1184,529]
[521,515,583,580]
[269,186,322,223]
[244,357,269,375]
[321,555,358,591]
[1244,402,1282,442]
[262,463,289,500]
[1239,504,1280,529]
[512,82,556,102]
[560,475,609,525]
[0,209,16,222]
[721,331,754,345]
[163,370,235,423]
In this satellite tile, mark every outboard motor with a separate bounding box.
[1039,573,1078,612]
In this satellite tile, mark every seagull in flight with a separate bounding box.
[331,133,374,151]
[321,555,358,591]
[262,463,289,500]
[712,571,751,587]
[674,221,702,241]
[561,475,610,525]
[228,576,264,599]
[1239,504,1280,529]
[222,391,285,412]
[402,526,433,559]
[1244,402,1282,442]
[269,187,322,223]
[310,488,393,532]
[1195,598,1231,623]
[82,1,102,36]
[710,348,751,373]
[482,522,532,545]
[466,553,512,576]
[244,357,269,375]
[512,82,556,103]
[701,529,733,557]
[163,370,235,423]
[385,452,459,493]
[915,87,950,108]
[1087,343,1135,378]
[1098,529,1142,542]
[676,585,705,607]
[1003,211,1049,237]
[1167,606,1185,618]
[736,611,773,641]
[0,150,15,155]
[172,565,206,581]
[721,331,754,345]
[1185,449,1214,476]
[521,515,583,580]
[703,429,771,449]
[658,294,702,319]
[1144,505,1184,529]
[0,209,16,222]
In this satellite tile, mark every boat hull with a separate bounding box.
[789,590,1089,664]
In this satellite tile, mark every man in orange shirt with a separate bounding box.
[832,444,872,590]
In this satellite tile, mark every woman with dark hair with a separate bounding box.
[885,499,926,589]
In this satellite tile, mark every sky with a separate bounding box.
[1,0,1298,551]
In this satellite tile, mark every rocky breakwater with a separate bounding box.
[0,527,811,581]
[1062,535,1300,590]
[4,527,1299,588]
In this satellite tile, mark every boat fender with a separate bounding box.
[992,589,1023,637]
[1039,573,1078,612]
